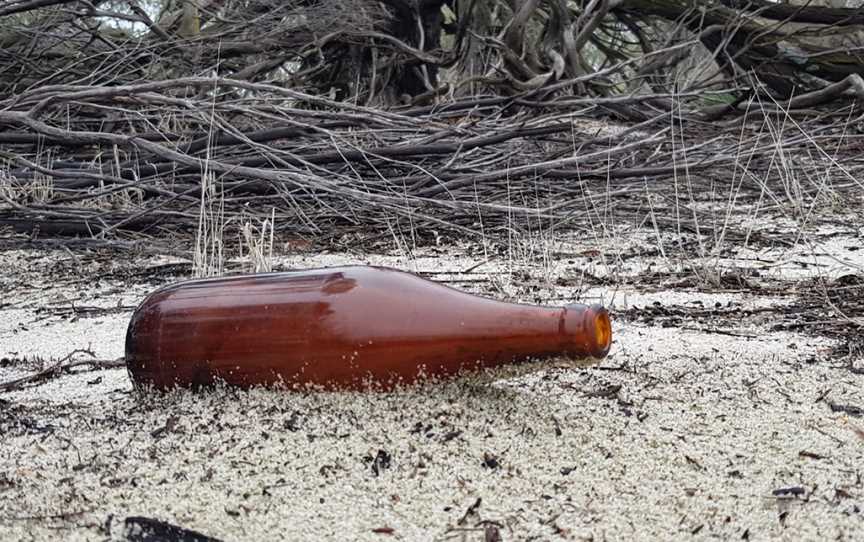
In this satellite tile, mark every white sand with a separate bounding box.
[1,245,863,541]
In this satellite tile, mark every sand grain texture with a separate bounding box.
[1,246,863,541]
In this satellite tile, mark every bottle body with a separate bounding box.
[125,266,612,391]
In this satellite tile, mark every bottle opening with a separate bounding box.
[594,309,612,356]
[562,304,613,359]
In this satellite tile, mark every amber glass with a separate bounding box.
[125,266,612,391]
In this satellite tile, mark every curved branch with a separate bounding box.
[720,0,864,26]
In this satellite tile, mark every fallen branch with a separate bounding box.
[0,350,126,393]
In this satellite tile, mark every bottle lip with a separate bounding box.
[590,305,612,357]
[563,303,612,359]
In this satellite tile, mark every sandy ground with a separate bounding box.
[1,234,863,541]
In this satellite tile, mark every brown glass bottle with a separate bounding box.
[125,266,612,391]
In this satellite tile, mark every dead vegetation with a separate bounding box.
[1,77,862,252]
[1,1,863,262]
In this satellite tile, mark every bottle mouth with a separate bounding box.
[563,303,612,359]
[592,307,612,357]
